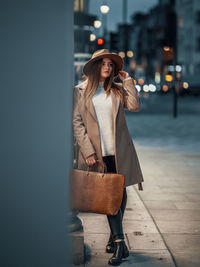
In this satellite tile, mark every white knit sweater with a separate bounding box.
[92,78,132,157]
[92,82,114,157]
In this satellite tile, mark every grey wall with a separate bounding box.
[0,1,73,266]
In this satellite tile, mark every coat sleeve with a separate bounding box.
[121,78,140,111]
[73,88,96,160]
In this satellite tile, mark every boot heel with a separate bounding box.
[122,242,129,258]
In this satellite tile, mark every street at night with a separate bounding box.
[126,93,200,154]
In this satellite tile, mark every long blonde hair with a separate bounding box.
[83,58,122,105]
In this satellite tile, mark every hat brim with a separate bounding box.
[83,53,124,77]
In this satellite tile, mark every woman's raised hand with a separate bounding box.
[118,70,130,81]
[86,154,96,166]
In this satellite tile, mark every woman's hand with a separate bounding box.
[118,71,130,81]
[86,154,96,166]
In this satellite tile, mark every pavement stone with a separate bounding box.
[127,233,166,250]
[123,209,151,220]
[123,220,159,234]
[125,200,147,210]
[144,201,177,210]
[173,201,200,210]
[138,192,188,201]
[148,209,200,221]
[162,234,200,252]
[167,251,200,267]
[154,220,200,234]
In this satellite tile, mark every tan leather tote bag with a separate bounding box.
[70,163,125,215]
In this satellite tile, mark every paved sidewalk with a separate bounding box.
[135,144,200,267]
[76,142,200,266]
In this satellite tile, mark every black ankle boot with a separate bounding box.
[108,240,129,266]
[106,234,114,253]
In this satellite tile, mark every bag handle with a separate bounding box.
[87,159,107,177]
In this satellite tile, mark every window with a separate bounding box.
[74,0,84,12]
[178,17,183,27]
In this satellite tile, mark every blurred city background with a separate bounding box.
[74,0,200,117]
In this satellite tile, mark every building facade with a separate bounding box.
[176,0,200,88]
[74,0,96,53]
[127,0,176,83]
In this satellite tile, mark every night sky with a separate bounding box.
[89,0,158,31]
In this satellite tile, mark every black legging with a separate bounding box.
[102,155,127,241]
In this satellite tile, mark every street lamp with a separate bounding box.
[94,20,102,28]
[100,4,110,14]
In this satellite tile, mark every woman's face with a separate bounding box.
[100,58,113,81]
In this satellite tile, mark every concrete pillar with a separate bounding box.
[0,1,74,266]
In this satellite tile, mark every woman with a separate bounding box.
[73,49,144,265]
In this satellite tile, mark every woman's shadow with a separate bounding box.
[125,251,162,266]
[84,246,162,266]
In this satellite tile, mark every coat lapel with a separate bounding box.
[87,98,97,121]
[77,82,97,121]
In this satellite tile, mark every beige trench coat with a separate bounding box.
[73,78,144,187]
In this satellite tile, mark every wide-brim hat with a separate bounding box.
[83,49,124,77]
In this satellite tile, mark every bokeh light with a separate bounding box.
[165,74,173,82]
[183,82,189,89]
[118,51,125,58]
[94,20,102,28]
[176,65,182,72]
[162,85,168,92]
[143,85,149,92]
[90,34,96,42]
[127,51,134,58]
[135,85,141,92]
[155,72,161,83]
[149,84,156,92]
[100,5,110,14]
[97,38,104,45]
[138,78,144,85]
